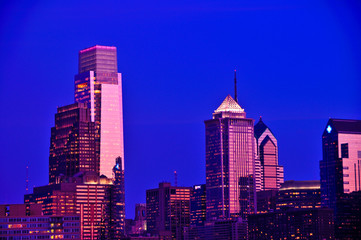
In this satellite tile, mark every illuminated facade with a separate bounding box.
[254,117,284,191]
[49,102,97,184]
[75,45,124,178]
[205,95,256,220]
[0,204,80,240]
[146,182,191,239]
[248,208,334,240]
[24,169,124,240]
[320,119,361,212]
[276,180,321,210]
[190,184,206,226]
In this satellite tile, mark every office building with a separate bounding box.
[190,184,206,227]
[248,208,334,240]
[320,119,361,212]
[205,95,256,220]
[49,102,97,184]
[0,204,80,240]
[335,191,361,239]
[75,45,124,178]
[254,117,284,191]
[184,218,247,240]
[146,182,191,239]
[25,159,124,239]
[276,180,321,210]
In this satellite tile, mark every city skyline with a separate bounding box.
[1,1,361,220]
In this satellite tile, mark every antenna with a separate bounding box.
[26,160,29,194]
[234,69,238,103]
[174,170,178,187]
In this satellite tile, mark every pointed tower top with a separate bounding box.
[214,95,244,114]
[234,69,238,103]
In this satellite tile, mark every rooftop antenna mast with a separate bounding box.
[26,160,29,194]
[234,69,238,103]
[174,170,178,187]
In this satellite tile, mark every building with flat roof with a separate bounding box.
[75,45,124,178]
[0,204,80,240]
[146,182,191,239]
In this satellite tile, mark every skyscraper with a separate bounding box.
[205,95,256,220]
[320,119,361,211]
[254,117,284,192]
[49,102,97,184]
[74,45,124,178]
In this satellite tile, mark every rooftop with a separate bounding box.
[214,95,244,114]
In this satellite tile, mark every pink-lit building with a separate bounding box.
[254,117,284,192]
[205,95,256,220]
[75,45,124,178]
[0,204,80,239]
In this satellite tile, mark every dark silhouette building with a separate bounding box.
[248,208,334,240]
[49,102,97,184]
[190,184,206,226]
[146,182,191,239]
[320,119,361,211]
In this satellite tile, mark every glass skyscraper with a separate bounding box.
[320,118,361,212]
[49,102,97,184]
[254,117,284,192]
[75,45,124,178]
[205,95,256,220]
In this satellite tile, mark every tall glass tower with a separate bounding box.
[254,117,284,192]
[205,95,256,220]
[320,118,361,212]
[74,45,124,178]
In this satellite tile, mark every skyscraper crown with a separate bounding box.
[214,95,244,114]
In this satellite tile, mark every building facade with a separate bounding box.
[49,102,97,184]
[254,117,284,192]
[248,208,334,240]
[276,180,321,210]
[146,182,191,239]
[320,119,361,212]
[74,45,124,178]
[190,184,206,226]
[0,204,80,240]
[205,95,256,220]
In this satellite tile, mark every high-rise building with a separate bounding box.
[146,182,191,239]
[49,102,97,184]
[205,95,256,220]
[254,117,284,191]
[75,45,124,178]
[190,184,206,226]
[320,119,361,212]
[320,119,361,239]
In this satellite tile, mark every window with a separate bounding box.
[341,143,349,158]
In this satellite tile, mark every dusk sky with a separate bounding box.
[0,0,360,219]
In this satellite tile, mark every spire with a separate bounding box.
[234,69,238,103]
